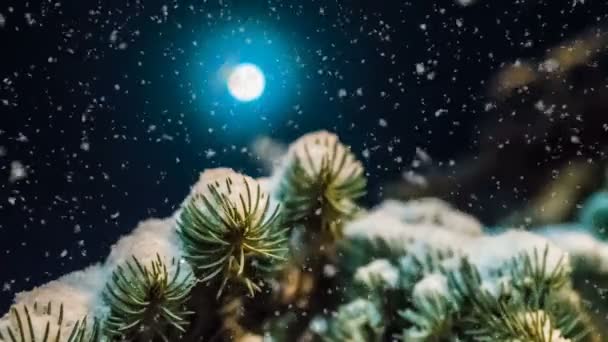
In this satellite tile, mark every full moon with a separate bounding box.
[227,63,265,102]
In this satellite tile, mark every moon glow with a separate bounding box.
[227,63,266,102]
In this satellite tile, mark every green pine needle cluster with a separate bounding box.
[102,255,194,341]
[320,244,596,342]
[400,292,452,341]
[443,250,592,342]
[0,303,99,342]
[4,132,608,342]
[278,133,366,239]
[177,175,288,296]
[320,299,384,342]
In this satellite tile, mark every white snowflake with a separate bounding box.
[9,161,26,182]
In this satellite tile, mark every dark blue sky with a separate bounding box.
[0,0,606,310]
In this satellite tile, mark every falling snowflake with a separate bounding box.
[455,0,475,6]
[572,0,585,7]
[9,161,26,182]
[205,149,216,158]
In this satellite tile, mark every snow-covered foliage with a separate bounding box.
[0,131,602,341]
[538,192,608,276]
[540,226,608,274]
[345,200,568,288]
[354,259,399,289]
[377,198,483,236]
[0,265,106,341]
[178,167,286,297]
[106,217,182,270]
[337,198,586,341]
[412,273,449,299]
[187,168,275,229]
[280,131,363,182]
[317,299,384,342]
[273,130,366,238]
[512,310,571,342]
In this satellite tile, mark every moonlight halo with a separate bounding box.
[227,63,266,102]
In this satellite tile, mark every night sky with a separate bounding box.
[1,0,606,311]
